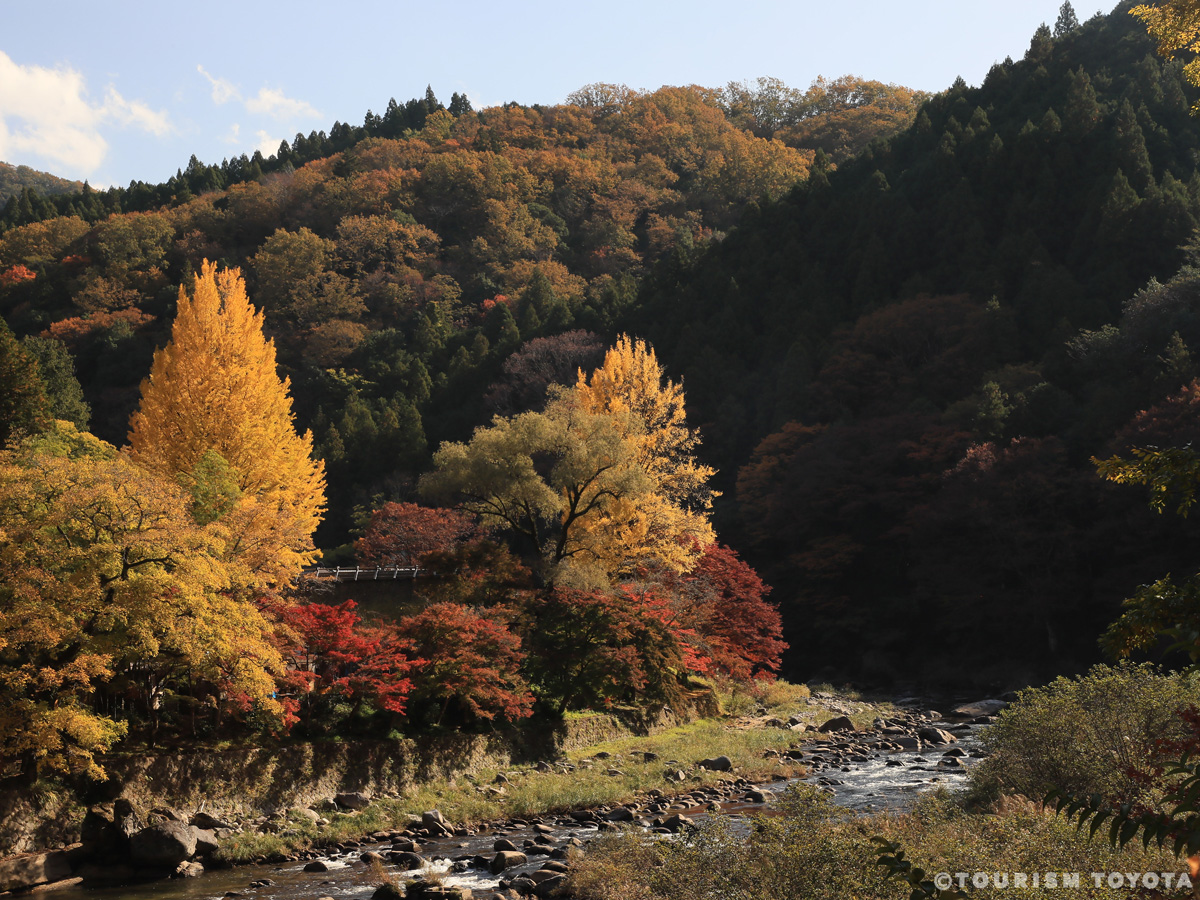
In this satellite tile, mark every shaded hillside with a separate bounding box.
[0,162,83,205]
[633,2,1200,684]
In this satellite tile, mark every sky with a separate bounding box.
[1,0,1100,189]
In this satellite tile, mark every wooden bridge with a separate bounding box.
[300,565,423,583]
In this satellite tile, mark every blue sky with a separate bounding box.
[2,1,1098,188]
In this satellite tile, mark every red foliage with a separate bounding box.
[276,600,417,722]
[483,330,606,413]
[481,294,512,310]
[45,307,155,346]
[0,265,36,288]
[1109,379,1200,453]
[396,603,533,725]
[417,539,533,605]
[675,544,786,680]
[813,295,999,418]
[355,502,478,567]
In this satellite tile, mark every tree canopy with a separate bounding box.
[128,262,326,581]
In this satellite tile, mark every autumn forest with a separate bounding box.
[6,1,1200,786]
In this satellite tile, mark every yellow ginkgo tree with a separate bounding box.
[572,334,717,575]
[128,261,326,583]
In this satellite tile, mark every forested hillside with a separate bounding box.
[635,1,1200,682]
[3,1,1198,691]
[0,162,83,205]
[0,77,921,551]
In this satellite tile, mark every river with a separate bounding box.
[46,716,983,900]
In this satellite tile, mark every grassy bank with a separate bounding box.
[215,680,866,865]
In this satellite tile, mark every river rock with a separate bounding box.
[949,699,1007,718]
[533,873,568,897]
[191,828,220,856]
[745,789,774,804]
[304,860,329,872]
[817,715,855,733]
[423,810,450,833]
[129,821,197,867]
[659,814,691,833]
[918,727,957,745]
[389,851,425,870]
[0,850,73,892]
[190,812,235,830]
[604,807,634,822]
[176,860,205,877]
[335,791,372,810]
[494,838,519,851]
[697,755,733,771]
[80,806,126,858]
[490,850,528,874]
[371,885,404,900]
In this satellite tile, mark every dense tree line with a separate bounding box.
[629,2,1200,683]
[8,2,1200,692]
[0,76,911,553]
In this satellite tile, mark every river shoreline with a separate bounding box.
[0,689,996,897]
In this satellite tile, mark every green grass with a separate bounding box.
[214,684,874,864]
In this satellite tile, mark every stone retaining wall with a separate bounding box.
[0,701,705,859]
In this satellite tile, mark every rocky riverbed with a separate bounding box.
[1,697,1000,899]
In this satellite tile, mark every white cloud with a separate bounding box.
[255,130,280,157]
[197,65,238,105]
[103,87,171,136]
[0,50,169,175]
[245,87,319,120]
[222,123,241,144]
[196,67,319,123]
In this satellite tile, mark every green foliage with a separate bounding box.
[873,837,968,899]
[968,663,1200,805]
[0,315,48,443]
[19,336,89,429]
[1049,747,1200,857]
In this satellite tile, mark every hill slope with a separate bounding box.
[0,162,83,204]
[633,1,1200,683]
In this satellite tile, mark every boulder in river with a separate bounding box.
[389,851,426,870]
[129,821,197,868]
[490,850,528,874]
[190,811,235,830]
[949,699,1007,718]
[422,809,450,833]
[0,850,74,893]
[918,727,957,745]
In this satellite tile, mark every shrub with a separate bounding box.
[968,662,1200,805]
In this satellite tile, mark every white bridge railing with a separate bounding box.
[301,565,422,582]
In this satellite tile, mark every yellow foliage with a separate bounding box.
[0,423,285,777]
[128,261,326,582]
[573,335,717,574]
[1132,1,1200,113]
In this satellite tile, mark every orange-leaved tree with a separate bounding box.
[0,423,285,779]
[128,261,326,582]
[572,334,716,575]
